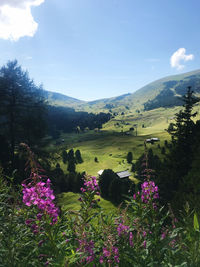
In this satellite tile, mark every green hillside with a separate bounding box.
[44,69,200,113]
[84,69,200,113]
[43,90,85,108]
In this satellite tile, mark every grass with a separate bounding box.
[53,104,200,211]
[57,191,118,214]
[51,106,176,176]
[58,192,81,211]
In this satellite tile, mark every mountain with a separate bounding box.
[85,69,200,112]
[141,69,200,110]
[43,90,85,108]
[43,69,200,112]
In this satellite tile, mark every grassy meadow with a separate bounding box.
[58,192,117,214]
[51,106,177,176]
[52,104,200,211]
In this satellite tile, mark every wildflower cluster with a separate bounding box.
[3,144,199,267]
[79,175,100,207]
[116,219,134,247]
[117,222,130,236]
[133,180,159,207]
[80,175,100,194]
[20,143,59,226]
[100,246,120,265]
[22,178,59,224]
[76,234,95,264]
[141,180,159,203]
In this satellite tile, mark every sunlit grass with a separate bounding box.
[58,191,117,214]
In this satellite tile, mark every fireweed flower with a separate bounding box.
[129,232,133,247]
[140,180,159,203]
[117,223,129,236]
[77,238,95,264]
[102,246,120,265]
[143,231,147,237]
[161,231,167,240]
[78,175,100,205]
[22,178,59,224]
[83,176,100,193]
[99,256,104,264]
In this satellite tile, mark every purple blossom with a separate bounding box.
[22,178,59,224]
[25,219,32,225]
[38,240,44,247]
[161,232,166,240]
[99,256,104,264]
[83,176,100,193]
[77,238,95,264]
[140,180,159,203]
[129,232,133,247]
[103,247,111,258]
[117,223,129,236]
[101,246,120,265]
[143,231,147,237]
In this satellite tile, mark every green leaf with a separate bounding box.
[193,212,199,231]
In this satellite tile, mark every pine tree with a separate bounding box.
[127,152,133,163]
[68,149,75,161]
[62,150,68,164]
[0,60,46,166]
[75,149,83,163]
[109,178,122,203]
[158,87,199,205]
[67,159,76,173]
[99,169,117,198]
[169,86,199,178]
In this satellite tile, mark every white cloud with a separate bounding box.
[0,0,45,41]
[170,48,194,70]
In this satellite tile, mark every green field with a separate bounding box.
[58,192,117,213]
[53,104,200,211]
[50,106,179,176]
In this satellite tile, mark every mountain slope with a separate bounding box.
[85,69,200,112]
[43,91,85,108]
[43,69,200,112]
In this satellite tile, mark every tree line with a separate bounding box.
[0,60,46,170]
[47,106,111,139]
[0,60,111,174]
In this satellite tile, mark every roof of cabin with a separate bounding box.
[97,170,104,175]
[116,170,131,179]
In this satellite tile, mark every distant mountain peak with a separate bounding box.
[43,90,85,108]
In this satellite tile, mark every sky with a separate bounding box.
[0,0,200,101]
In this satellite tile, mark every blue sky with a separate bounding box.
[0,0,200,101]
